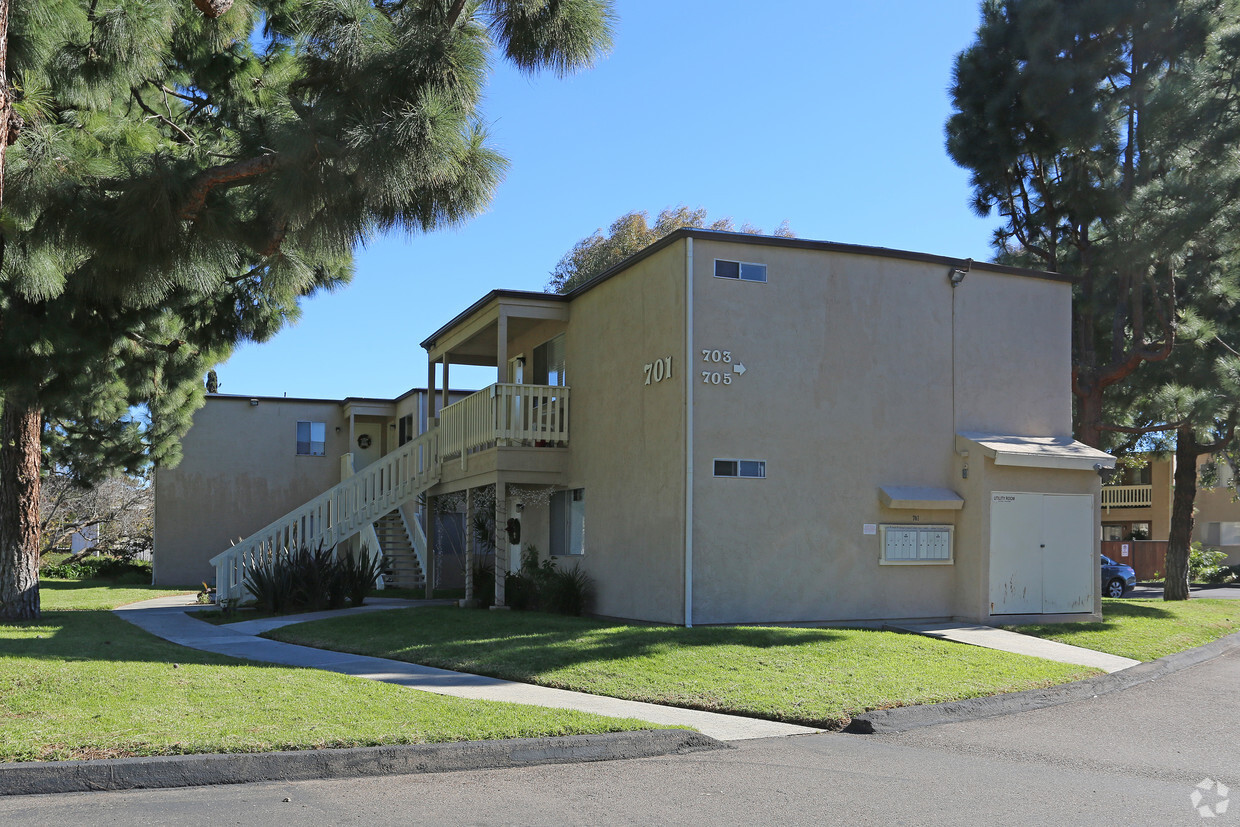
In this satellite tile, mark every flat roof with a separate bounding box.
[420,228,1071,349]
[207,388,476,406]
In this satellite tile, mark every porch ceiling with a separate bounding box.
[424,295,568,365]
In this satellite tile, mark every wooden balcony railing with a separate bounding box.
[1101,484,1154,509]
[440,383,570,468]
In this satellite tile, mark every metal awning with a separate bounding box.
[878,485,965,510]
[955,432,1115,471]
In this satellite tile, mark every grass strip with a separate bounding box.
[1003,598,1240,662]
[266,607,1100,730]
[0,582,663,762]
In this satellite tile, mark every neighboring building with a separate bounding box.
[190,229,1115,625]
[1101,455,1240,574]
[153,387,472,587]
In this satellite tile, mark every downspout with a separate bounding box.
[684,238,695,628]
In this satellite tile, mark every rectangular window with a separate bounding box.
[550,488,585,556]
[713,459,766,478]
[714,259,767,283]
[296,421,326,456]
[397,414,414,446]
[878,524,954,565]
[533,334,567,387]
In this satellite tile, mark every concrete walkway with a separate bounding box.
[114,596,821,742]
[888,622,1141,673]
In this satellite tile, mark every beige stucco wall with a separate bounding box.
[153,396,349,586]
[1101,458,1174,540]
[684,239,1084,624]
[1193,460,1240,564]
[953,460,1101,622]
[555,242,689,624]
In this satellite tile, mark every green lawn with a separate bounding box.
[265,607,1101,730]
[0,580,661,762]
[1005,598,1240,662]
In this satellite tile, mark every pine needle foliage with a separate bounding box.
[0,0,616,618]
[947,0,1240,599]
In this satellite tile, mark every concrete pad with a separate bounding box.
[114,597,821,742]
[890,622,1141,673]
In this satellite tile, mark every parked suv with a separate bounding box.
[1101,555,1137,598]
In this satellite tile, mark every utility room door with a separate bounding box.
[989,492,1095,615]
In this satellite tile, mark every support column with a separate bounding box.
[424,494,436,600]
[441,353,450,415]
[496,310,508,385]
[492,476,507,609]
[463,487,474,607]
[427,357,437,420]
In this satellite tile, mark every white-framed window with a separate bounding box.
[296,421,326,456]
[550,488,585,556]
[714,259,767,283]
[878,524,954,565]
[714,459,766,478]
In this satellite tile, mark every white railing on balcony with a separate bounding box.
[209,426,441,602]
[1102,484,1154,509]
[440,383,570,468]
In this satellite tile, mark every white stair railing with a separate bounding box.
[210,426,441,602]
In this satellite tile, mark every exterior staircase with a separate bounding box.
[211,426,440,602]
[373,511,425,589]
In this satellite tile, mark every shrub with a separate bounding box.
[40,555,151,581]
[243,555,297,613]
[503,545,595,616]
[340,548,388,607]
[1189,543,1235,584]
[544,564,596,616]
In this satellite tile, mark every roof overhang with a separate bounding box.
[955,432,1116,472]
[878,485,965,510]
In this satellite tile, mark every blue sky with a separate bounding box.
[216,1,1000,400]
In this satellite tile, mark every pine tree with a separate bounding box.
[947,0,1240,600]
[0,0,615,618]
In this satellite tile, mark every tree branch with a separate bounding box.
[179,153,283,223]
[444,0,469,29]
[124,331,184,353]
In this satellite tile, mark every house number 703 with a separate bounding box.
[644,356,672,385]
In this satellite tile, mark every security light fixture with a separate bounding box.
[949,258,972,287]
[249,398,259,406]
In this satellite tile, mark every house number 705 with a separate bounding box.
[644,356,672,385]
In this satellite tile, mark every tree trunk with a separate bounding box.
[1075,383,1104,448]
[0,398,42,619]
[1164,427,1199,601]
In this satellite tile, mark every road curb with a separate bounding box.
[0,730,726,797]
[847,630,1240,734]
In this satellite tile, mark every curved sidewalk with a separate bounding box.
[114,596,821,742]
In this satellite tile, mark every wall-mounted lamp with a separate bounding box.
[249,398,259,406]
[389,423,397,429]
[335,426,342,433]
[1094,463,1121,484]
[948,258,972,287]
[515,502,525,513]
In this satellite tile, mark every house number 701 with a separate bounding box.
[644,356,672,385]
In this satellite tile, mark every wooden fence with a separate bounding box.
[1101,540,1166,581]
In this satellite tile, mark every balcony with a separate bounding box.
[1101,484,1153,509]
[440,383,570,469]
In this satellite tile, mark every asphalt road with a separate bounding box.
[4,648,1237,826]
